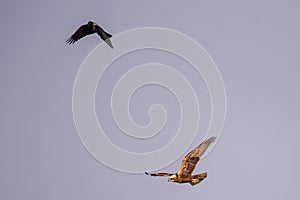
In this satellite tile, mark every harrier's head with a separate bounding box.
[168,174,178,182]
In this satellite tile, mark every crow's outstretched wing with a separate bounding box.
[66,24,94,44]
[96,25,113,48]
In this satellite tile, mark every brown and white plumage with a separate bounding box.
[145,136,216,186]
[145,172,173,177]
[66,21,113,48]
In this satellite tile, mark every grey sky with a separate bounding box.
[0,0,299,199]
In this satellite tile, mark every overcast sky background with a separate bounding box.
[1,0,300,199]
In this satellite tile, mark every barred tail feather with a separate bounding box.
[190,172,207,186]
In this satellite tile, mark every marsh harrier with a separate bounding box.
[145,136,216,186]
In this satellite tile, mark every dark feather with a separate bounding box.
[66,21,113,48]
[66,24,95,44]
[96,26,113,48]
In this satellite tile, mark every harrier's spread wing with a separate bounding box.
[145,172,173,177]
[66,24,94,44]
[178,137,216,177]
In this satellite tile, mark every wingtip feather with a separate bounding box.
[207,136,217,143]
[65,37,75,45]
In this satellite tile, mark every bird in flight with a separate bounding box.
[66,21,113,48]
[145,136,216,186]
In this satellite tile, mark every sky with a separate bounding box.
[1,0,300,199]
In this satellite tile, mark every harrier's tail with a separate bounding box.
[190,172,207,186]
